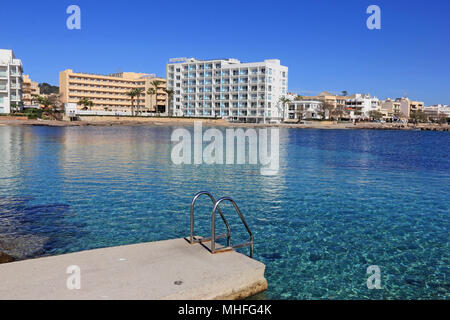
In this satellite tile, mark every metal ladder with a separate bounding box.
[186,191,254,258]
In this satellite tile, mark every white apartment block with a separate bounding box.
[0,49,23,114]
[345,93,380,119]
[166,58,288,123]
[423,104,450,119]
[287,100,323,121]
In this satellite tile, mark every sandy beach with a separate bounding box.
[0,117,448,131]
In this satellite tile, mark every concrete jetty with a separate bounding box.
[0,238,267,300]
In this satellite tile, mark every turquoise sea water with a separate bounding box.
[0,125,448,299]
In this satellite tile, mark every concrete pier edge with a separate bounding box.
[0,238,267,300]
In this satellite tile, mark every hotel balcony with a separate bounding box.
[0,85,7,92]
[11,59,22,66]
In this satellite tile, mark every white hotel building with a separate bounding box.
[345,93,380,119]
[0,49,23,114]
[166,58,288,123]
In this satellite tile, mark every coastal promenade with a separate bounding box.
[0,238,267,300]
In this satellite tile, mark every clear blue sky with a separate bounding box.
[1,0,449,105]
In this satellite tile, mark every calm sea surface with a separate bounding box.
[0,125,448,299]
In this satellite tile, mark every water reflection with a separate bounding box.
[0,126,448,299]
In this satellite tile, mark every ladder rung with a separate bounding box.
[212,246,233,254]
[187,233,228,244]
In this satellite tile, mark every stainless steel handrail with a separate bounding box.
[211,197,254,258]
[189,191,231,247]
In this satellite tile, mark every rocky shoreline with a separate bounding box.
[344,123,450,132]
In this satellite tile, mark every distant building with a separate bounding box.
[302,91,349,111]
[0,49,23,114]
[166,58,288,123]
[423,104,450,120]
[398,98,424,118]
[59,69,166,115]
[345,94,380,119]
[22,75,40,107]
[380,98,402,120]
[297,91,350,120]
[380,97,424,120]
[287,100,323,121]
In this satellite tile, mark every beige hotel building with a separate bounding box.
[59,69,167,114]
[22,74,40,106]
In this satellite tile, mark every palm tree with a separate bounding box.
[146,87,156,113]
[134,88,145,115]
[150,80,164,113]
[34,95,52,110]
[32,94,60,119]
[126,90,137,116]
[164,89,174,116]
[278,97,290,121]
[77,97,94,111]
[10,102,18,113]
[341,91,348,96]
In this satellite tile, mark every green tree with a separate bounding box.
[150,80,164,113]
[126,90,137,116]
[77,97,94,111]
[341,90,348,96]
[393,111,406,122]
[410,110,428,124]
[10,102,18,113]
[369,110,383,121]
[164,88,174,116]
[35,95,53,110]
[278,97,291,121]
[319,101,334,120]
[332,105,347,121]
[295,104,304,123]
[32,94,61,119]
[147,87,156,112]
[437,113,448,125]
[134,88,145,115]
